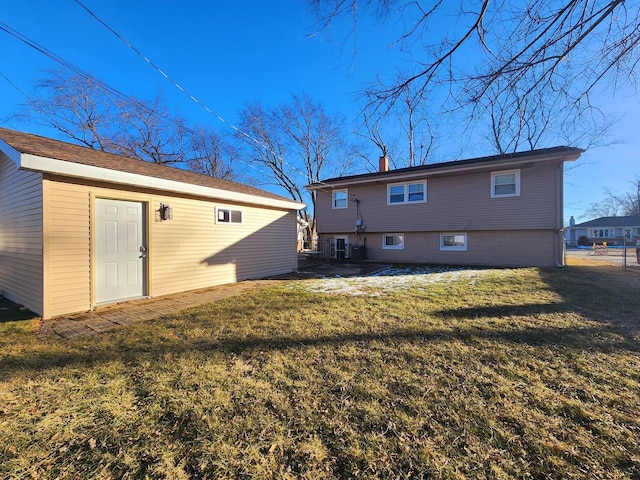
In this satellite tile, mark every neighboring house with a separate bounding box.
[0,127,304,319]
[296,217,309,251]
[566,215,640,247]
[306,147,583,267]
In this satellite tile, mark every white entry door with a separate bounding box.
[95,199,146,304]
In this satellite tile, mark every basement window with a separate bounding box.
[440,233,467,251]
[383,233,404,250]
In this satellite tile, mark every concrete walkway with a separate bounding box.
[37,278,291,342]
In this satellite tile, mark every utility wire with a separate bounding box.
[0,70,33,102]
[0,19,273,181]
[0,21,171,125]
[72,0,327,188]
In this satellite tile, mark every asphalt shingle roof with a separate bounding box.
[0,127,294,204]
[308,146,584,186]
[572,215,640,228]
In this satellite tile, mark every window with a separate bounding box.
[589,229,613,238]
[383,233,404,250]
[491,170,520,198]
[440,233,467,251]
[387,181,426,204]
[217,208,242,224]
[332,189,348,209]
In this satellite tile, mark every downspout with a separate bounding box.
[555,163,565,267]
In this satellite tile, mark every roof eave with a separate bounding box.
[20,153,305,211]
[0,138,21,165]
[306,148,583,191]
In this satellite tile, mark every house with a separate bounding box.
[566,215,640,247]
[0,127,304,319]
[306,147,583,267]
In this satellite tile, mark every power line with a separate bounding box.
[0,21,169,123]
[72,0,326,188]
[0,70,32,102]
[0,20,275,180]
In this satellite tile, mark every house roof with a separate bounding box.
[571,215,640,228]
[0,127,304,210]
[306,146,583,190]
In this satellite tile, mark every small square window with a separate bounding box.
[383,233,404,250]
[440,233,467,251]
[332,190,348,209]
[491,170,520,198]
[230,210,242,223]
[218,209,229,223]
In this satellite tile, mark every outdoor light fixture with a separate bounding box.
[159,203,173,221]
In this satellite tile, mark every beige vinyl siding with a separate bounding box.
[316,163,562,234]
[44,178,297,316]
[0,153,43,314]
[151,197,296,297]
[339,230,558,267]
[44,179,91,318]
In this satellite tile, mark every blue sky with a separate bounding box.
[1,0,638,223]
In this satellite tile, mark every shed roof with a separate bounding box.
[0,127,303,210]
[306,146,583,190]
[572,215,640,228]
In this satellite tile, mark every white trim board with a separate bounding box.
[19,153,305,211]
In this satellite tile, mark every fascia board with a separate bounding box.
[20,153,305,211]
[0,139,21,166]
[307,151,582,191]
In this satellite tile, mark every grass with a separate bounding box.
[1,259,640,479]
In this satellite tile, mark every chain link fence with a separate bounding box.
[565,246,640,269]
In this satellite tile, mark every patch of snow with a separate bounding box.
[292,265,501,296]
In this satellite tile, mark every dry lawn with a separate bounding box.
[1,258,639,479]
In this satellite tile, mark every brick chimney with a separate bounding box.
[379,155,389,173]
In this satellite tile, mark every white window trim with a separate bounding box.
[383,233,405,250]
[332,189,348,209]
[216,207,243,224]
[387,181,427,205]
[440,233,467,251]
[491,169,521,198]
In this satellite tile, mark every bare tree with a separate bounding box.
[310,1,639,151]
[237,93,356,237]
[187,127,236,180]
[109,94,189,165]
[395,81,437,166]
[585,178,640,218]
[355,77,438,169]
[476,73,615,154]
[19,70,235,177]
[619,179,640,216]
[584,195,623,219]
[353,114,388,171]
[23,70,119,151]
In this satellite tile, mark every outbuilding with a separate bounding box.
[0,127,304,319]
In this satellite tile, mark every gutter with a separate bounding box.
[307,149,583,191]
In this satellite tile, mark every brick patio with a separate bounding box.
[37,278,291,342]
